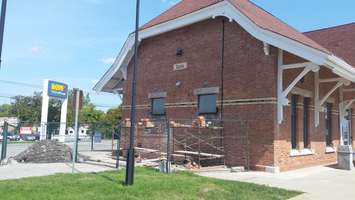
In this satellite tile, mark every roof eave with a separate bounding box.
[93,33,135,93]
[326,55,355,82]
[94,0,355,92]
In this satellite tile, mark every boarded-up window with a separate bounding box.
[198,94,217,114]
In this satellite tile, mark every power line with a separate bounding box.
[0,79,41,89]
[0,79,120,109]
[0,79,119,97]
[93,104,119,108]
[0,95,13,99]
[0,93,118,108]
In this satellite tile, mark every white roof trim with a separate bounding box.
[94,0,355,93]
[93,33,135,92]
[326,55,355,81]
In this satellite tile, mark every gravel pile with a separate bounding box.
[14,140,87,163]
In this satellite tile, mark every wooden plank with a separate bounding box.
[134,147,159,153]
[134,147,187,158]
[175,150,224,158]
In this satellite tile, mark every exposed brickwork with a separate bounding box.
[276,55,341,171]
[120,18,345,171]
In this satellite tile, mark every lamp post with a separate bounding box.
[0,0,7,69]
[125,0,140,186]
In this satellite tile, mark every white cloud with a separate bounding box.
[101,57,115,65]
[29,46,43,55]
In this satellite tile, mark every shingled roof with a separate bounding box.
[305,23,355,67]
[141,0,329,54]
[94,0,355,93]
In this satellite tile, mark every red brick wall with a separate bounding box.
[275,53,341,171]
[121,17,278,169]
[120,17,344,171]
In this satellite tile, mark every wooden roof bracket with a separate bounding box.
[338,88,355,145]
[277,49,320,124]
[263,42,270,56]
[314,74,351,127]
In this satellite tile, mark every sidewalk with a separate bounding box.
[0,162,114,180]
[197,166,355,200]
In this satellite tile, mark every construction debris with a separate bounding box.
[14,140,88,163]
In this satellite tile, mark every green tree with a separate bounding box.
[80,103,104,124]
[98,106,122,138]
[0,104,13,117]
[10,92,42,122]
[0,90,122,138]
[66,90,92,125]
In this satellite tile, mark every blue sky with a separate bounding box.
[0,0,354,110]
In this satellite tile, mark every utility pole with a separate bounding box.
[125,0,140,186]
[0,0,7,69]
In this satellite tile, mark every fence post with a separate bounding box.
[116,125,121,169]
[1,121,8,161]
[91,126,95,151]
[74,122,80,163]
[198,127,201,168]
[166,119,171,173]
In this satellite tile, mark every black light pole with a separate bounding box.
[125,0,140,186]
[0,0,7,69]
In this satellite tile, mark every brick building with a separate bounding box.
[94,0,355,172]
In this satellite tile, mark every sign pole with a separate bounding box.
[72,89,81,173]
[40,80,49,140]
[0,0,7,70]
[40,80,68,141]
[125,0,140,186]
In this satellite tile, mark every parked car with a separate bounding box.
[7,133,21,141]
[20,134,36,141]
[0,135,3,141]
[33,133,40,141]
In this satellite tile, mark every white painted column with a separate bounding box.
[59,98,68,137]
[339,87,344,145]
[277,49,284,124]
[40,79,49,140]
[314,71,320,127]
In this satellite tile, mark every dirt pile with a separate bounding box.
[14,140,87,163]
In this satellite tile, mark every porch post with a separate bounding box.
[314,71,320,127]
[277,49,284,124]
[339,86,344,145]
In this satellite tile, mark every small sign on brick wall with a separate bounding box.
[173,62,187,71]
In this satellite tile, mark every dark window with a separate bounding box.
[291,95,298,149]
[325,103,333,146]
[151,98,165,115]
[303,97,310,148]
[198,94,217,114]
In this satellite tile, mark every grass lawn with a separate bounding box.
[0,167,301,200]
